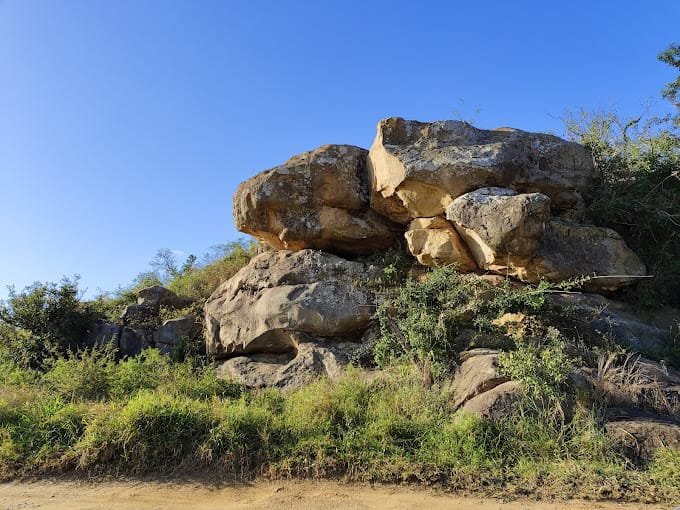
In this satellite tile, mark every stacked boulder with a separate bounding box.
[89,285,199,357]
[206,117,650,390]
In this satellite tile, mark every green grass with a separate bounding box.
[0,355,678,503]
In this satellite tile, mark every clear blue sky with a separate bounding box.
[1,0,678,298]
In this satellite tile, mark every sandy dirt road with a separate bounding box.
[0,480,671,510]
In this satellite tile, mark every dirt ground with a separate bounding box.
[0,479,670,510]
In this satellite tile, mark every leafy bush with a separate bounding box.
[499,326,575,406]
[374,266,557,378]
[565,111,680,307]
[0,277,99,369]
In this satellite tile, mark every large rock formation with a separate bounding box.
[233,144,398,255]
[204,249,377,358]
[367,117,597,222]
[445,187,645,290]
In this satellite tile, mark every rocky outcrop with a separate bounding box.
[233,145,398,256]
[367,117,597,222]
[445,187,645,290]
[204,249,378,358]
[404,216,477,269]
[89,286,197,358]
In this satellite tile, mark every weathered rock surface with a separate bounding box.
[367,117,597,222]
[460,380,524,420]
[88,322,149,358]
[153,316,200,354]
[216,334,362,390]
[530,220,646,291]
[445,187,645,290]
[137,285,190,310]
[446,187,551,272]
[549,293,677,353]
[404,216,477,269]
[606,417,680,460]
[233,144,398,255]
[204,249,377,358]
[452,349,510,409]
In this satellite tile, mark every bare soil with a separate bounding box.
[0,479,668,510]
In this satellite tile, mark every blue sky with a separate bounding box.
[1,0,678,298]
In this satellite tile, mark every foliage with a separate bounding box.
[499,326,575,407]
[0,277,99,369]
[374,266,557,378]
[0,362,677,501]
[565,109,680,307]
[658,42,680,125]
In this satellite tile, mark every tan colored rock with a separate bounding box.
[233,144,398,255]
[446,187,551,274]
[404,216,477,269]
[452,349,509,409]
[367,117,597,222]
[445,187,645,289]
[460,380,524,420]
[204,250,377,358]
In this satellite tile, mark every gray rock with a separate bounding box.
[204,249,378,358]
[234,144,398,255]
[87,322,149,358]
[215,334,362,391]
[137,285,189,310]
[549,293,676,353]
[606,417,680,460]
[460,380,524,420]
[153,316,200,349]
[446,187,551,271]
[452,349,510,409]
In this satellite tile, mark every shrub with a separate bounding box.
[0,277,99,368]
[565,110,680,307]
[374,266,557,379]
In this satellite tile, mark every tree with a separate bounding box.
[658,43,680,125]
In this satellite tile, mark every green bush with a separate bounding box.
[0,277,99,369]
[374,266,557,378]
[565,111,680,307]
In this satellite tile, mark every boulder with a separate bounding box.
[153,316,200,352]
[87,322,148,358]
[367,117,597,222]
[548,293,676,353]
[529,220,646,291]
[445,187,645,289]
[446,187,551,272]
[137,285,189,310]
[204,249,377,358]
[452,349,510,409]
[606,417,680,460]
[216,334,362,390]
[404,216,477,270]
[460,380,524,420]
[233,144,398,255]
